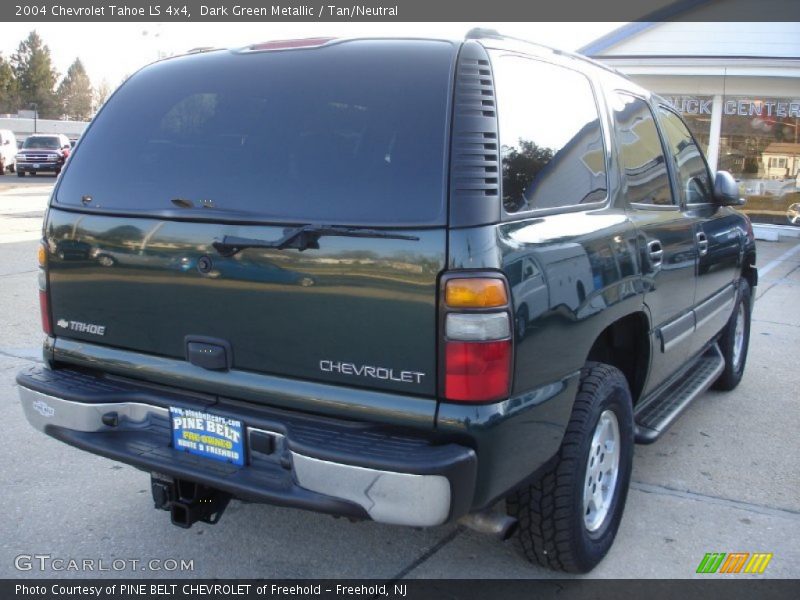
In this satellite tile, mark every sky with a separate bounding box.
[1,22,623,89]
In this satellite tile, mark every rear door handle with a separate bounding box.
[696,231,709,257]
[647,239,663,268]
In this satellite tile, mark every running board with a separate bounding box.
[634,344,725,444]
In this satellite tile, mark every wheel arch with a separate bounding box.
[742,251,758,291]
[585,311,651,405]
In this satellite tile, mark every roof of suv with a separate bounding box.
[157,32,585,68]
[150,30,637,95]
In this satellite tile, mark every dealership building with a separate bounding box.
[581,20,800,229]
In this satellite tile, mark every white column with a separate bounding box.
[706,94,723,172]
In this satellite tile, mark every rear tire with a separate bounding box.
[17,171,24,177]
[507,362,634,573]
[712,280,751,391]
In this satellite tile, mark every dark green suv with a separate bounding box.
[18,31,756,573]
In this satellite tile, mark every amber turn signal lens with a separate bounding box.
[445,278,508,308]
[37,243,47,267]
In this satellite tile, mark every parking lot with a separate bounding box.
[1,174,798,579]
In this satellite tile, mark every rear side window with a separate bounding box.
[55,40,455,226]
[491,53,607,214]
[611,93,673,207]
[657,107,714,205]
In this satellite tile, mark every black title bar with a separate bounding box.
[3,0,800,22]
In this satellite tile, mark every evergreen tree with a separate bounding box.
[12,31,59,118]
[0,54,19,114]
[58,58,93,120]
[93,78,112,113]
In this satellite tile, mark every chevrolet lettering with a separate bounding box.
[319,360,425,384]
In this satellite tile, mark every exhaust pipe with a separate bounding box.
[459,508,518,540]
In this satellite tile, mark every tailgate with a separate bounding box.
[46,209,445,396]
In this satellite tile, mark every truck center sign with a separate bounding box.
[666,95,800,118]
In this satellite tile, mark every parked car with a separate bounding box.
[17,31,756,573]
[787,202,800,225]
[0,129,17,173]
[15,133,71,177]
[54,239,93,261]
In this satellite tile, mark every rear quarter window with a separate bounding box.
[490,52,608,215]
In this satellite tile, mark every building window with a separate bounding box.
[719,95,800,225]
[769,157,787,169]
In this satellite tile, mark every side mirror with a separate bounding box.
[714,171,745,206]
[2,140,9,145]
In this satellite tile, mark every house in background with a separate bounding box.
[762,142,800,181]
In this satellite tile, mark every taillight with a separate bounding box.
[442,276,512,403]
[445,278,508,308]
[38,241,52,335]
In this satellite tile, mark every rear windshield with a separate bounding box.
[24,136,61,149]
[55,40,455,226]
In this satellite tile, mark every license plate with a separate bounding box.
[33,163,40,168]
[170,407,245,466]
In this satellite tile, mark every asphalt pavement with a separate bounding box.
[0,174,798,579]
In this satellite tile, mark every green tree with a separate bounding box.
[93,78,112,113]
[0,54,19,114]
[57,58,93,120]
[502,139,554,212]
[12,31,59,118]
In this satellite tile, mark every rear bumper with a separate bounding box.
[17,366,476,527]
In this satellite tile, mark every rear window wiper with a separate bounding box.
[212,225,420,256]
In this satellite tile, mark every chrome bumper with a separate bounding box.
[19,385,455,527]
